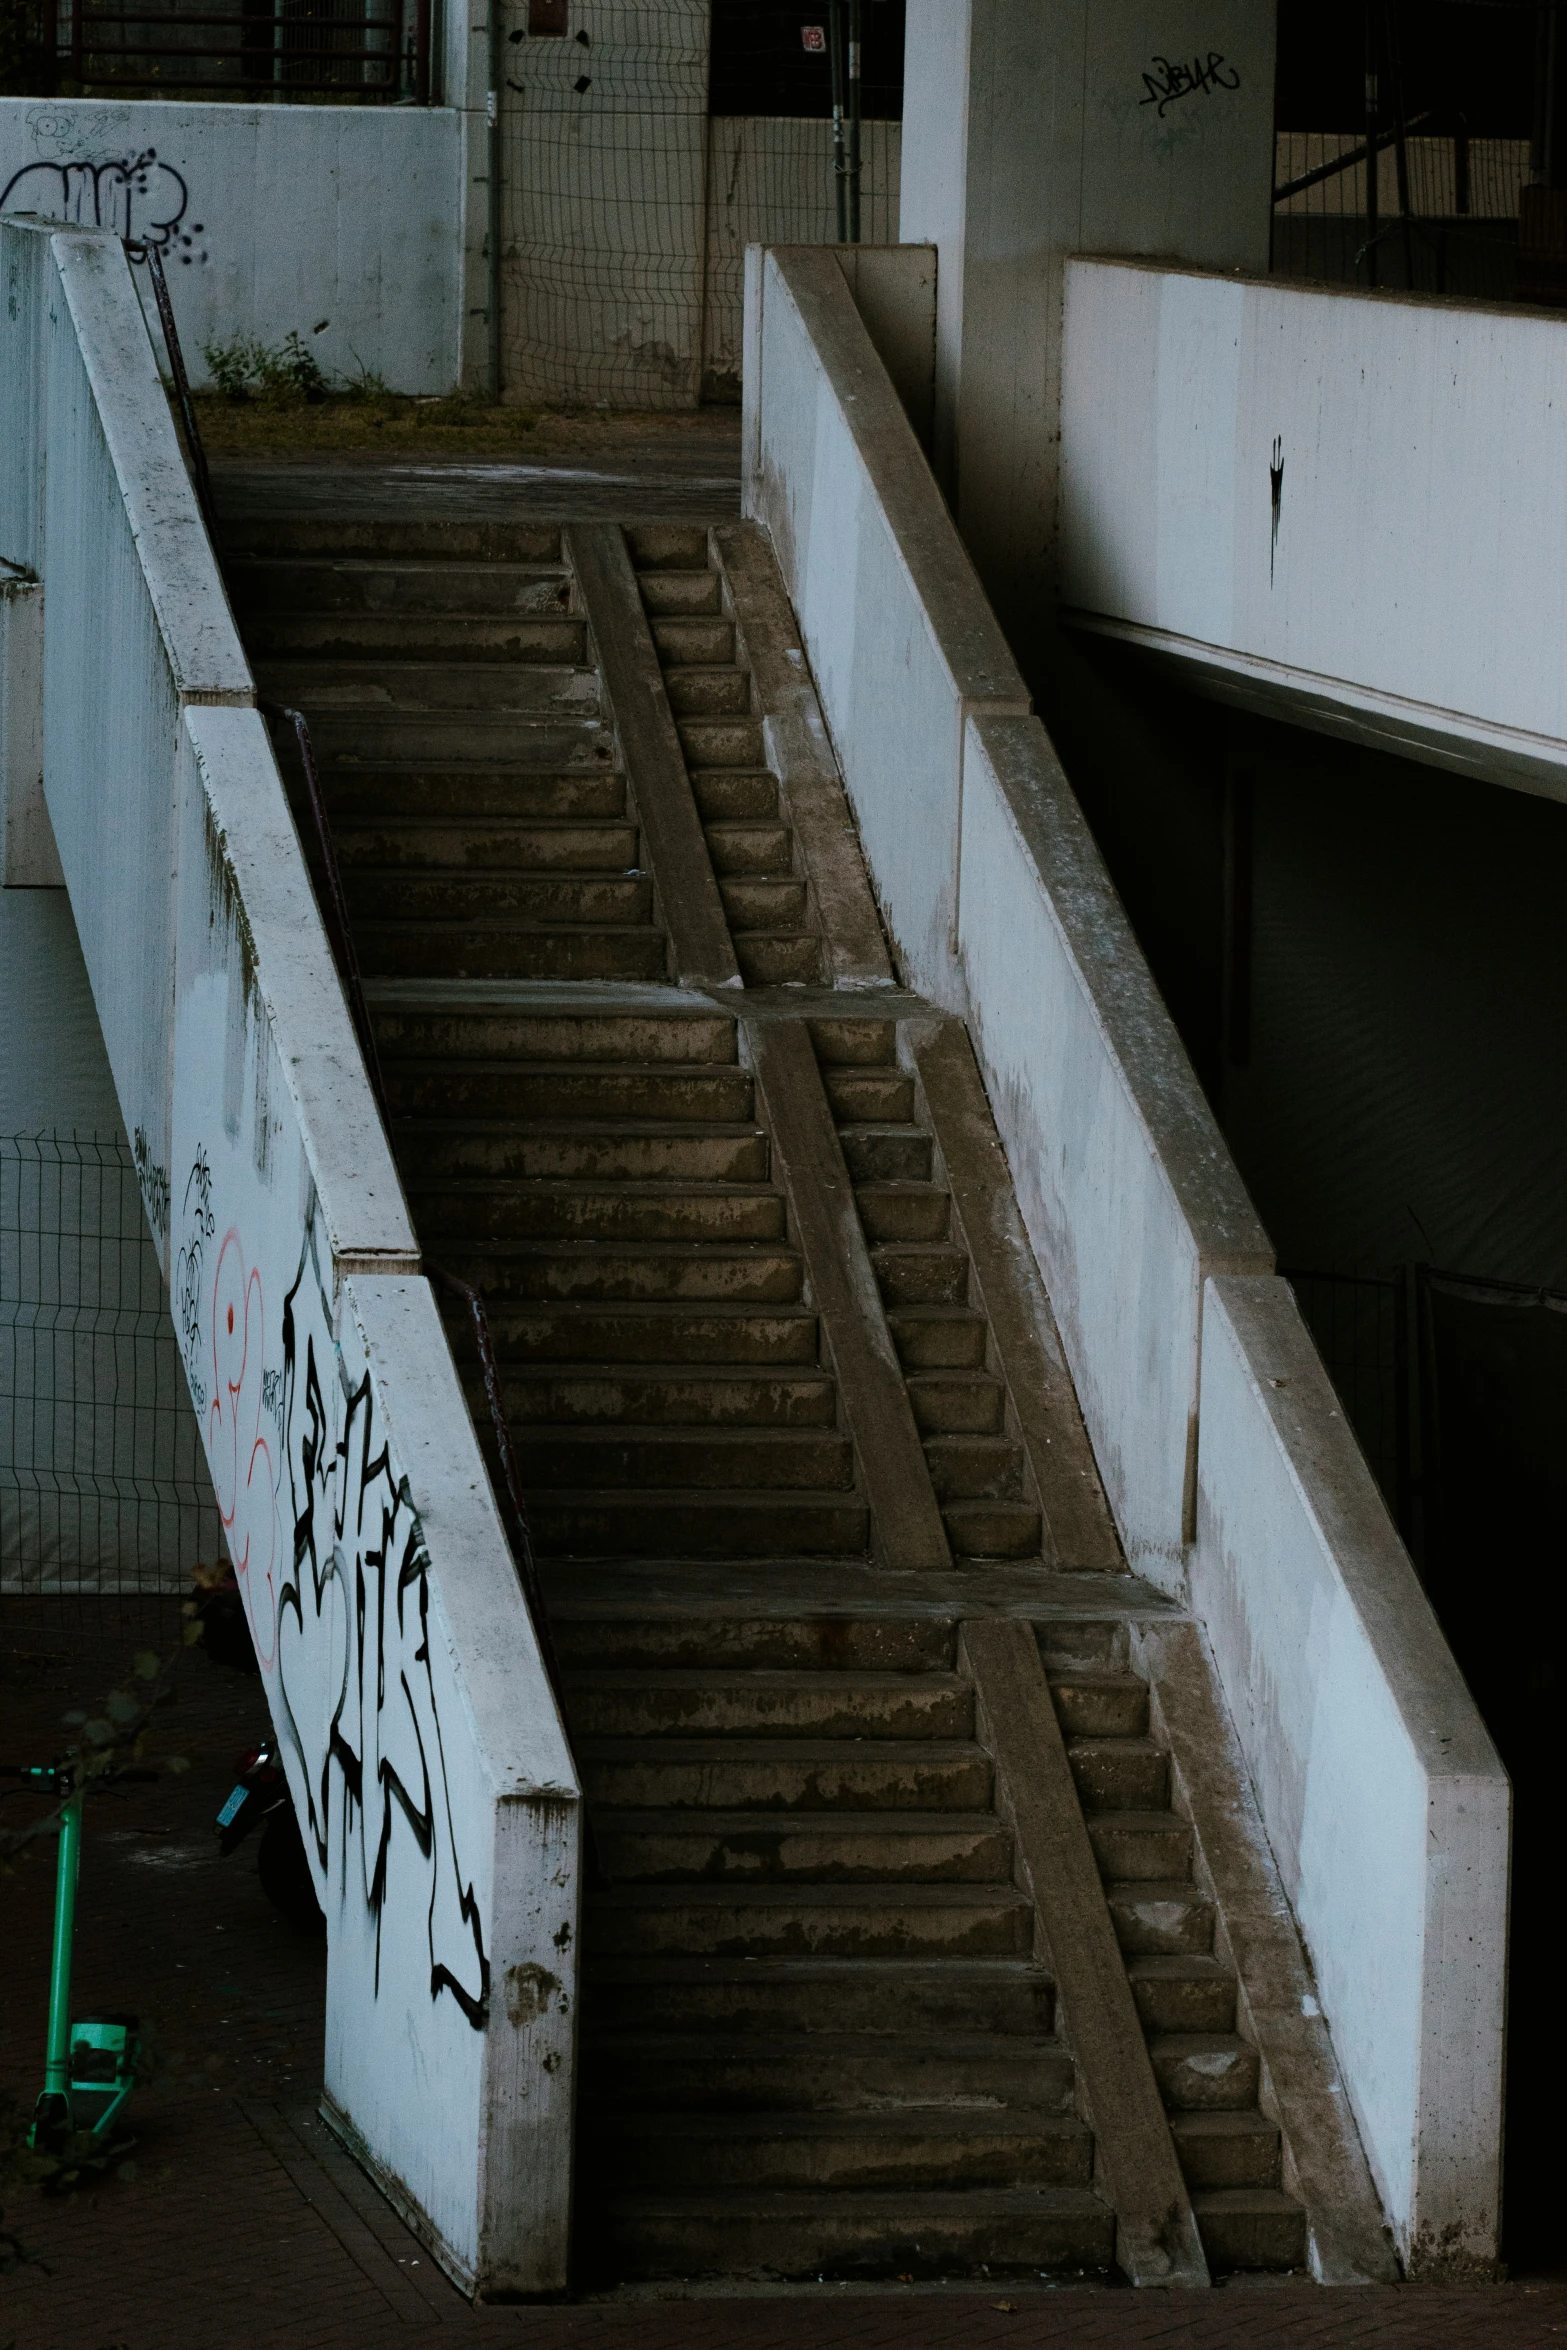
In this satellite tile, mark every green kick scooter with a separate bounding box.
[5,1761,145,2159]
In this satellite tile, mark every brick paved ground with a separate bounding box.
[3,1597,1562,2350]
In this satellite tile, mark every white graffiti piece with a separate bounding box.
[271,1213,490,2029]
[0,148,206,263]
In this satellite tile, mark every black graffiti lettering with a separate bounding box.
[0,150,205,262]
[1139,50,1241,117]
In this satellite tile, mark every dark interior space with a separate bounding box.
[1048,639,1567,2264]
[707,0,904,118]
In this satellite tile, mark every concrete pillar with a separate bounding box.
[900,0,1275,649]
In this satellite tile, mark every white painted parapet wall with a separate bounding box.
[1060,256,1567,801]
[0,216,578,2295]
[743,241,1508,2272]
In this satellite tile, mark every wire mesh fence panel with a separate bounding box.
[1273,132,1531,298]
[701,114,900,396]
[1283,1266,1405,1516]
[1,1135,221,1596]
[499,0,712,408]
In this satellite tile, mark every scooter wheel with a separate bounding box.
[257,1805,325,1935]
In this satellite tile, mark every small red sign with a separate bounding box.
[800,25,826,52]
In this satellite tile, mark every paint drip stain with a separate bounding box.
[1269,435,1284,583]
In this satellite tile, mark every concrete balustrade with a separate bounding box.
[743,237,1508,2271]
[0,214,578,2296]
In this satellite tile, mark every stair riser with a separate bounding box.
[390,1071,755,1123]
[735,936,828,986]
[565,1687,972,1741]
[472,1308,816,1366]
[593,2202,1114,2283]
[518,1433,852,1491]
[1086,1819,1194,1881]
[530,1498,868,1559]
[581,2049,1076,2113]
[591,1820,1014,1884]
[585,1904,1033,1960]
[350,877,651,925]
[492,1373,835,1428]
[650,619,735,662]
[296,718,614,766]
[557,1620,957,1672]
[1068,1742,1170,1811]
[413,1190,786,1242]
[578,1752,992,1812]
[678,720,766,767]
[429,1251,804,1306]
[361,928,666,982]
[259,662,600,715]
[941,1503,1043,1561]
[1171,2120,1283,2191]
[1194,2201,1308,2274]
[1128,1965,1237,2036]
[825,1073,916,1121]
[872,1250,970,1307]
[1151,2040,1262,2112]
[318,773,626,820]
[227,560,572,616]
[839,1133,934,1183]
[856,1191,952,1245]
[692,772,778,820]
[403,1132,768,1183]
[1051,1683,1151,1738]
[665,670,752,719]
[637,572,722,616]
[337,823,640,870]
[224,519,561,560]
[583,1968,1057,2039]
[706,825,792,875]
[597,2132,1092,2193]
[373,1014,736,1064]
[1106,1887,1217,1957]
[924,1441,1023,1500]
[246,618,584,661]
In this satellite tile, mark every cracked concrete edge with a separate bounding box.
[908,1013,1124,1573]
[711,520,895,991]
[961,1616,1209,2289]
[1131,1615,1402,2285]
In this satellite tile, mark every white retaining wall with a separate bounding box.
[743,239,1508,2270]
[1059,255,1567,800]
[0,99,464,393]
[0,215,578,2294]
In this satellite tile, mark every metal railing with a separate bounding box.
[33,0,430,100]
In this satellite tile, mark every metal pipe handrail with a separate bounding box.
[1273,110,1433,205]
[125,239,217,543]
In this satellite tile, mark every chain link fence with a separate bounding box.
[1,1134,221,1595]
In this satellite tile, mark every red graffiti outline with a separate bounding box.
[209,1227,279,1669]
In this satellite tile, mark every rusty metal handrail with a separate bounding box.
[126,239,217,543]
[264,700,566,1715]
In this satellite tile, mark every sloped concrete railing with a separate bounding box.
[742,241,1508,2276]
[0,215,579,2297]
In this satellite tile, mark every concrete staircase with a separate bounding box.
[222,510,1312,2287]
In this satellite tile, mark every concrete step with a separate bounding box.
[940,1501,1043,1560]
[839,1126,933,1183]
[1048,1672,1151,1739]
[314,769,627,821]
[910,1376,1008,1436]
[357,921,667,982]
[576,1738,990,1812]
[1190,2189,1307,2274]
[592,2108,1094,2193]
[1126,1957,1238,2035]
[387,1062,755,1124]
[664,666,751,718]
[887,1308,988,1368]
[637,569,723,616]
[590,1809,1014,1884]
[1103,1879,1217,1957]
[242,613,585,662]
[409,1180,787,1243]
[824,1067,917,1122]
[691,770,779,821]
[396,1118,768,1184]
[1084,1810,1194,1883]
[372,1006,737,1064]
[649,617,735,664]
[333,817,640,870]
[530,1492,869,1560]
[225,555,573,616]
[562,1670,974,1742]
[487,1366,836,1429]
[256,658,601,716]
[718,878,810,928]
[222,516,562,560]
[348,873,653,926]
[923,1437,1027,1501]
[473,1302,817,1366]
[856,1185,952,1245]
[554,1618,957,1673]
[679,718,767,768]
[584,1881,1035,1960]
[1148,2034,1262,2113]
[580,2033,1076,2113]
[593,2185,1114,2282]
[1066,1737,1170,1811]
[584,1957,1058,2039]
[870,1246,970,1307]
[289,715,615,767]
[627,525,711,568]
[734,933,828,986]
[424,1242,804,1306]
[515,1427,854,1492]
[1169,2110,1283,2191]
[705,821,793,875]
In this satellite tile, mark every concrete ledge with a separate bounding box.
[1193,1276,1507,2272]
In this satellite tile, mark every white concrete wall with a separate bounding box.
[898,0,1275,637]
[0,215,578,2294]
[1060,257,1567,801]
[744,239,1509,2270]
[1194,1278,1508,2269]
[1,99,464,393]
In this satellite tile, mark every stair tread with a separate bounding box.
[588,1883,1033,1909]
[598,2110,1090,2141]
